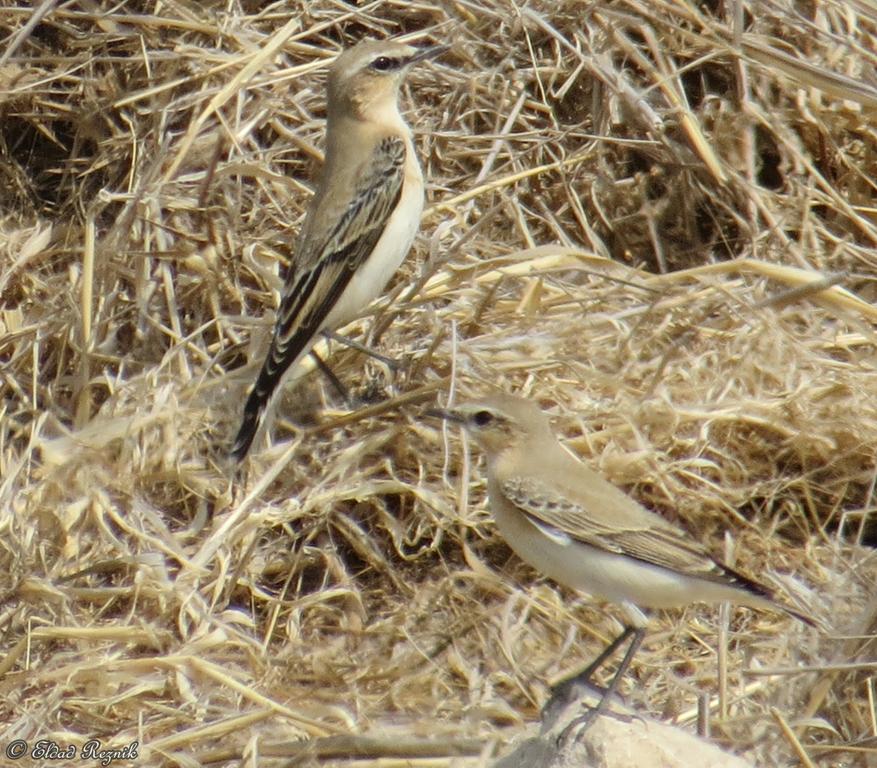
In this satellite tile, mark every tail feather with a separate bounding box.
[781,603,819,629]
[719,561,819,629]
[230,388,267,462]
[230,314,321,461]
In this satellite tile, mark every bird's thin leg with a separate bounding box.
[310,349,353,407]
[572,625,638,686]
[322,330,399,371]
[556,626,645,744]
[542,626,635,732]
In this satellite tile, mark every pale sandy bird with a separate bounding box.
[430,393,815,729]
[231,40,447,461]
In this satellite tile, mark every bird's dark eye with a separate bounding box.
[472,410,494,427]
[370,56,398,72]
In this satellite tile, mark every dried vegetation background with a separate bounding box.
[2,0,877,766]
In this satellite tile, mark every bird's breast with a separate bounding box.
[323,138,424,330]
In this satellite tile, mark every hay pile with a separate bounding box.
[2,0,876,765]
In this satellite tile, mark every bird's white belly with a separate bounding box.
[324,166,424,331]
[491,493,747,610]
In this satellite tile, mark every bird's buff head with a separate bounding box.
[427,393,554,456]
[328,40,448,122]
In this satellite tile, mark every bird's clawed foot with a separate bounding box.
[557,705,600,746]
[543,625,645,747]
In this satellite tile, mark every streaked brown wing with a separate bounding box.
[230,136,405,460]
[501,475,725,581]
[273,135,406,356]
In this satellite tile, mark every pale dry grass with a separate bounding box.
[1,1,876,766]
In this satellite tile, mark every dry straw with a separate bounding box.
[1,0,876,765]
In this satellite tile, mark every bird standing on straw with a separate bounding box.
[232,40,447,461]
[430,393,817,737]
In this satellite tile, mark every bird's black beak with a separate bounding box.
[424,406,465,424]
[407,44,451,65]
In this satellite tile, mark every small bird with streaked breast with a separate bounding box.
[429,393,817,734]
[231,39,447,461]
